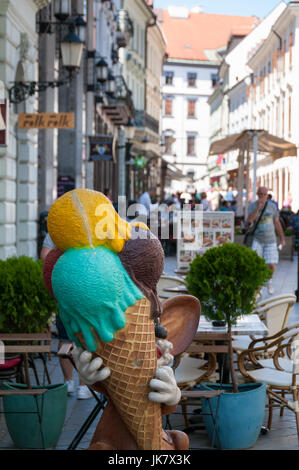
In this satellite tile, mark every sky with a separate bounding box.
[153,0,284,18]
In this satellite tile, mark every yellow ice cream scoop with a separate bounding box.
[47,188,148,253]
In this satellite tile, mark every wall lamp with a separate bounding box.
[87,52,116,100]
[37,0,87,40]
[9,23,84,104]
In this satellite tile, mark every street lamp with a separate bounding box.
[74,15,87,42]
[53,0,71,22]
[9,22,84,104]
[124,120,136,140]
[96,58,109,83]
[105,70,116,96]
[60,23,84,73]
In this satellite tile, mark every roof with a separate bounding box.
[157,9,259,62]
[209,130,297,159]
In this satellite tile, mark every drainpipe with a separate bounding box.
[272,28,283,51]
[85,0,95,189]
[144,15,156,114]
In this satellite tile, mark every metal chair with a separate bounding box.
[233,296,296,354]
[238,323,299,437]
[57,343,107,450]
[157,275,186,299]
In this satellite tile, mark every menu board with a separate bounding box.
[176,211,234,270]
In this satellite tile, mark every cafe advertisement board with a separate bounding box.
[176,211,235,270]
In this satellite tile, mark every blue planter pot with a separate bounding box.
[200,382,266,449]
[2,382,67,449]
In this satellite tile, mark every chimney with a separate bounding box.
[190,5,204,13]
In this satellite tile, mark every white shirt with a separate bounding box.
[43,232,55,249]
[138,192,151,216]
[201,199,211,211]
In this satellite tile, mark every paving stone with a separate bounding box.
[0,255,298,450]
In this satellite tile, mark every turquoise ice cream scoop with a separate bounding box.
[51,246,143,351]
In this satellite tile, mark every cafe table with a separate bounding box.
[163,285,188,294]
[196,314,268,337]
[194,314,268,383]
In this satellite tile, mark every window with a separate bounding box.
[283,39,286,73]
[164,97,173,116]
[187,72,197,87]
[211,73,218,87]
[163,130,175,155]
[164,71,174,85]
[289,95,292,133]
[187,99,196,117]
[164,135,174,155]
[289,32,293,68]
[187,134,196,156]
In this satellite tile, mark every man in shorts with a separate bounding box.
[247,186,285,295]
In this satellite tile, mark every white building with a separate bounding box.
[209,1,299,211]
[209,2,286,195]
[247,1,299,210]
[158,6,258,194]
[0,0,50,260]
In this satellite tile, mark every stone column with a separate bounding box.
[38,6,56,212]
[85,0,95,189]
[57,0,84,192]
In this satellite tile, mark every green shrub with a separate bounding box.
[284,228,294,236]
[0,256,57,333]
[186,243,272,326]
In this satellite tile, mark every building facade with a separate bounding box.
[209,1,299,212]
[0,0,50,260]
[158,6,258,195]
[247,1,299,210]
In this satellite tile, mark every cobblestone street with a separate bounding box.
[1,254,298,450]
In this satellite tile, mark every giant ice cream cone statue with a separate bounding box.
[78,298,161,450]
[43,189,199,450]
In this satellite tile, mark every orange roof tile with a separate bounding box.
[157,9,259,61]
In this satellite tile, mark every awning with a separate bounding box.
[209,130,297,159]
[162,158,193,181]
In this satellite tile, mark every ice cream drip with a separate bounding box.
[118,227,164,320]
[51,246,143,350]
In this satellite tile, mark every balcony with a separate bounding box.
[115,10,134,48]
[135,110,159,135]
[101,75,135,125]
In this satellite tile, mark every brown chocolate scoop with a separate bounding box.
[118,227,164,319]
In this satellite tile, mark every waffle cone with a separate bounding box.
[78,297,162,450]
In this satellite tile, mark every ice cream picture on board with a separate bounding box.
[42,188,199,450]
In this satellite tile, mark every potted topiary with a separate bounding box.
[185,243,272,449]
[280,228,294,261]
[0,256,67,449]
[0,256,57,334]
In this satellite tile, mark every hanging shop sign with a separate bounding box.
[134,155,147,168]
[89,135,114,161]
[57,176,75,198]
[18,113,74,129]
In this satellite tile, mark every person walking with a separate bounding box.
[200,192,211,211]
[247,186,285,295]
[138,187,156,217]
